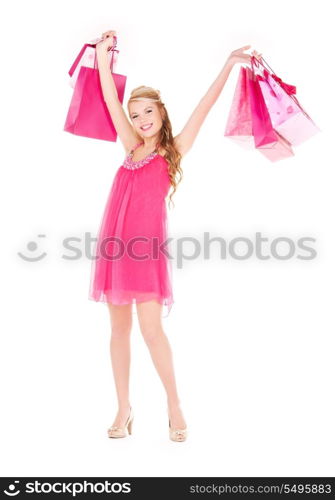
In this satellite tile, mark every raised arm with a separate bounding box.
[96,32,137,152]
[174,45,261,157]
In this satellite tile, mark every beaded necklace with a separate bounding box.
[122,142,160,170]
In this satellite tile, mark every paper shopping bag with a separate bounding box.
[224,66,254,149]
[64,36,126,142]
[255,58,320,146]
[246,65,279,148]
[257,130,295,162]
[246,63,295,162]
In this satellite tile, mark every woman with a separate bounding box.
[89,30,261,441]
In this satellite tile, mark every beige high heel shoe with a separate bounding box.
[107,406,134,438]
[168,410,188,442]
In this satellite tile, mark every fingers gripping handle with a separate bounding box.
[68,35,119,77]
[93,35,119,72]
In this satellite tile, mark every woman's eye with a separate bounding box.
[132,109,152,119]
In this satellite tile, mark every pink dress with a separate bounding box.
[89,142,174,318]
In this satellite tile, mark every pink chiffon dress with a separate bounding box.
[89,142,174,318]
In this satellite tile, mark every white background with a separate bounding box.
[1,0,334,477]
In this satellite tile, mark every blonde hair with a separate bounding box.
[127,86,183,209]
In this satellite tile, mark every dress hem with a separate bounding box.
[88,295,174,318]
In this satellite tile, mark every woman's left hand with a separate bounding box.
[96,30,117,53]
[227,45,262,66]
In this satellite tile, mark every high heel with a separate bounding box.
[168,408,187,442]
[169,418,187,442]
[107,406,134,438]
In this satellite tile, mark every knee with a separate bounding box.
[140,327,164,345]
[111,322,132,340]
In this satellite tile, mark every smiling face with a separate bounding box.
[128,101,163,140]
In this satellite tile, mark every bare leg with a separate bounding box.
[136,300,186,429]
[107,302,133,427]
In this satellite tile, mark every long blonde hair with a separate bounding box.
[127,86,183,209]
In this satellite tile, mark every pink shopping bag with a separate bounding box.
[224,66,254,149]
[246,63,278,148]
[246,62,295,162]
[255,57,320,146]
[257,130,295,162]
[224,57,294,162]
[64,36,126,142]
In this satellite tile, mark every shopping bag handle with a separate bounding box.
[68,35,119,76]
[250,55,296,95]
[93,35,119,71]
[250,55,312,120]
[250,54,275,73]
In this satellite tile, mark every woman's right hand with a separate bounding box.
[227,45,262,66]
[96,30,117,53]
